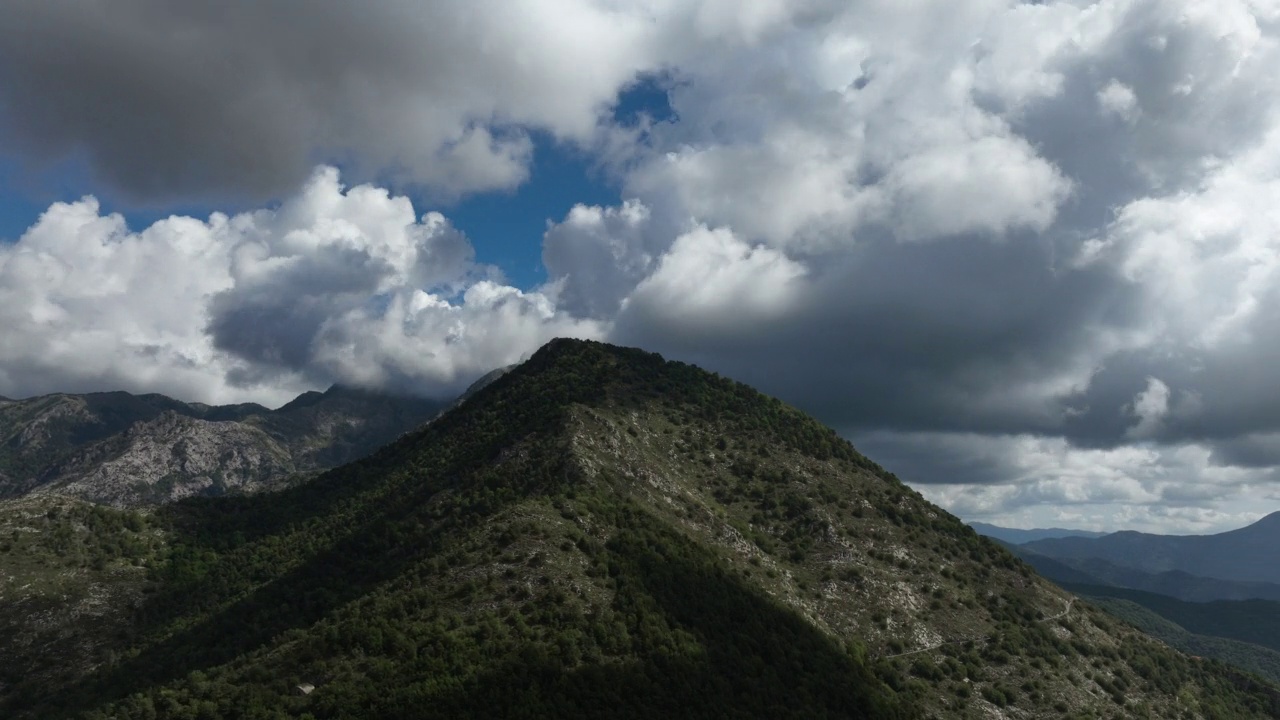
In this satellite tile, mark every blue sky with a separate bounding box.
[0,142,591,290]
[0,80,675,292]
[0,156,87,242]
[447,135,618,289]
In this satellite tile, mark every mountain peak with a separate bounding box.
[5,340,1277,718]
[1254,510,1280,526]
[534,335,606,357]
[523,336,660,376]
[1234,509,1280,535]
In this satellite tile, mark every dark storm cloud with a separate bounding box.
[0,0,655,204]
[613,222,1143,441]
[584,0,1280,457]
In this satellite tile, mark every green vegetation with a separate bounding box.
[0,496,164,698]
[1064,583,1280,655]
[2,339,1277,719]
[1087,596,1280,687]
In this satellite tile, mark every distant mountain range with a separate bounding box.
[975,516,1280,597]
[968,521,1108,545]
[971,507,1280,689]
[0,384,445,506]
[992,523,1280,686]
[1022,512,1280,585]
[1062,585,1280,656]
[1007,537,1280,599]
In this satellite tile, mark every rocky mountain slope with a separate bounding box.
[2,339,1277,719]
[0,385,444,506]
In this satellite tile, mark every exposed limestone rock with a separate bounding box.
[0,386,445,507]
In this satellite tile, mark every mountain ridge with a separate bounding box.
[1024,511,1280,585]
[0,383,446,506]
[3,338,1275,719]
[969,521,1109,545]
[1007,541,1280,602]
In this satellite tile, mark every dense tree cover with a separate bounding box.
[0,500,158,568]
[3,339,1277,719]
[0,498,162,699]
[1061,584,1280,656]
[67,501,913,720]
[1087,597,1280,687]
[4,340,914,719]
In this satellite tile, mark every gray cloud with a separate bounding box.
[0,0,659,203]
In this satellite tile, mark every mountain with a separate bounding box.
[1061,558,1280,603]
[2,339,1277,718]
[1009,544,1280,603]
[1055,585,1280,658]
[452,364,515,405]
[994,540,1109,586]
[0,384,444,506]
[1083,596,1280,688]
[1006,542,1280,683]
[969,521,1109,545]
[1025,513,1280,585]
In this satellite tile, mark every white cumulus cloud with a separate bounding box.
[0,167,597,404]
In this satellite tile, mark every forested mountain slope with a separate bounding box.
[2,339,1275,719]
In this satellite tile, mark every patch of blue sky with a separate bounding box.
[448,75,675,291]
[0,152,249,244]
[0,156,91,243]
[445,131,616,291]
[0,75,677,296]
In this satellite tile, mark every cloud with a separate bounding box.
[0,197,246,401]
[881,134,1071,241]
[0,0,661,202]
[1097,80,1141,124]
[617,224,808,344]
[203,167,478,378]
[542,0,1280,528]
[307,281,605,393]
[1126,377,1170,440]
[542,200,659,320]
[856,429,1273,533]
[0,167,597,404]
[7,0,1280,530]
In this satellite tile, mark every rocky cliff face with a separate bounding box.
[0,386,445,507]
[36,412,294,506]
